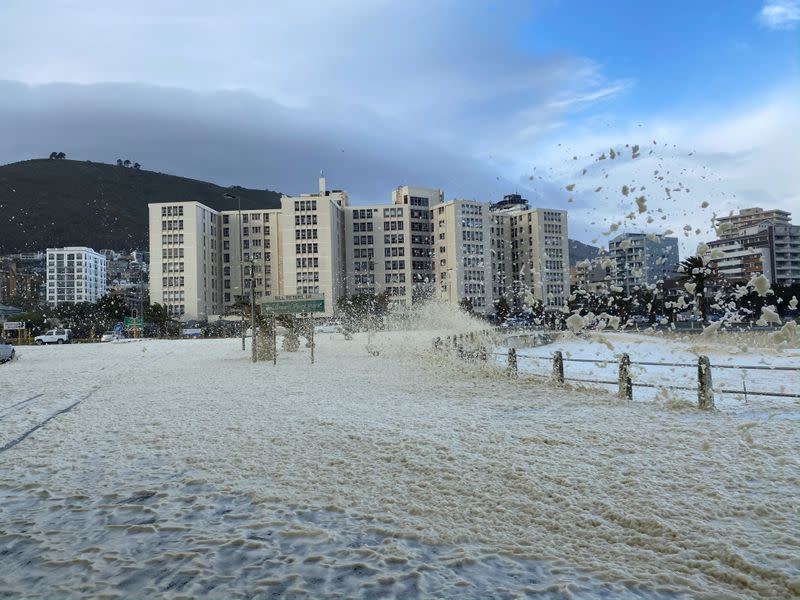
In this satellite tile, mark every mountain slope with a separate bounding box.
[0,159,282,253]
[568,239,601,266]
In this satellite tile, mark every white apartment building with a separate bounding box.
[344,185,440,308]
[608,232,680,291]
[432,199,494,313]
[148,201,222,319]
[218,207,281,313]
[46,247,107,307]
[149,179,572,320]
[704,241,769,282]
[512,208,570,310]
[716,207,790,239]
[149,175,346,320]
[710,207,800,286]
[279,174,347,316]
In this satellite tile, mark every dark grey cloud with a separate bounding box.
[0,81,521,203]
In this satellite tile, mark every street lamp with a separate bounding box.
[223,192,246,351]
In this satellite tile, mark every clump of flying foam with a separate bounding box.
[748,274,771,297]
[756,306,781,327]
[769,321,798,348]
[565,313,586,333]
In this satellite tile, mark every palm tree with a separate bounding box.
[678,256,715,320]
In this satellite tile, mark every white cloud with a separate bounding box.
[758,0,800,29]
[521,88,800,252]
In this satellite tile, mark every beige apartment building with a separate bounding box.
[218,206,281,313]
[432,199,494,314]
[344,185,441,308]
[149,179,571,320]
[278,174,347,315]
[148,202,220,319]
[486,195,570,311]
[149,175,347,320]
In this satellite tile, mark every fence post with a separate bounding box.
[697,355,714,409]
[479,346,487,361]
[618,353,632,400]
[433,337,441,352]
[552,351,564,384]
[507,348,517,377]
[452,335,458,349]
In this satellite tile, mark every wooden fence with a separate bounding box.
[433,332,800,410]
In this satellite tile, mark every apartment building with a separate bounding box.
[278,174,347,315]
[710,208,800,285]
[511,208,570,310]
[148,201,222,319]
[149,179,573,320]
[608,233,679,291]
[149,175,346,320]
[575,256,613,293]
[45,247,107,307]
[432,199,494,313]
[716,207,790,239]
[343,185,440,308]
[704,241,769,282]
[771,224,800,285]
[216,206,281,314]
[0,258,16,302]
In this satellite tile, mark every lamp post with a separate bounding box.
[224,192,246,351]
[249,258,256,363]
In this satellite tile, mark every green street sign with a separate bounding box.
[124,316,144,328]
[260,294,325,315]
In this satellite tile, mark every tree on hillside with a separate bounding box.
[116,159,123,167]
[49,152,58,159]
[57,152,66,159]
[144,302,171,336]
[123,159,131,167]
[133,162,141,170]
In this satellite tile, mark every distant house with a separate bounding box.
[0,303,23,324]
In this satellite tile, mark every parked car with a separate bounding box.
[0,337,15,363]
[34,328,72,345]
[314,321,341,334]
[100,331,120,342]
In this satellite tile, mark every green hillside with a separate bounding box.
[0,159,282,253]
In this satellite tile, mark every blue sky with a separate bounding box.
[0,0,797,248]
[520,0,798,115]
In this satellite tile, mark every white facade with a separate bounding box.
[279,175,347,316]
[343,185,440,308]
[608,233,679,291]
[432,199,494,314]
[148,201,221,320]
[219,207,281,313]
[148,179,572,320]
[704,241,769,282]
[46,247,107,307]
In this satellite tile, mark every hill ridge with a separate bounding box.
[0,158,282,253]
